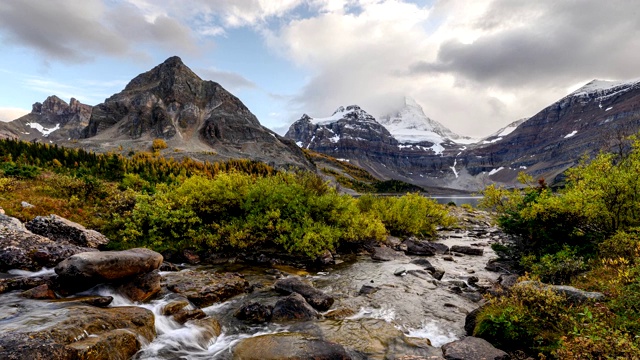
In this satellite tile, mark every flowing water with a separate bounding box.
[0,228,503,359]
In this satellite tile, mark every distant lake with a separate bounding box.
[431,196,482,207]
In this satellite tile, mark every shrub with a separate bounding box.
[520,246,586,284]
[151,138,168,151]
[1,162,41,179]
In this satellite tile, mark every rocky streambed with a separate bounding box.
[0,209,514,359]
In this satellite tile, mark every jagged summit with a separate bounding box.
[305,105,378,126]
[379,97,475,144]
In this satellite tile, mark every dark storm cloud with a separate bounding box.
[0,0,196,63]
[410,0,640,87]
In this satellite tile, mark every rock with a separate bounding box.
[318,249,334,265]
[0,305,155,360]
[443,256,454,261]
[232,332,351,360]
[0,214,27,232]
[0,227,97,272]
[55,248,163,291]
[485,258,518,273]
[498,274,519,289]
[385,235,402,248]
[450,245,484,256]
[189,317,222,347]
[359,284,380,295]
[394,267,407,276]
[324,307,357,320]
[59,295,114,308]
[182,249,201,264]
[372,246,405,261]
[319,318,404,358]
[163,270,249,307]
[21,283,56,299]
[162,300,190,316]
[234,302,273,323]
[174,308,206,324]
[465,307,483,336]
[431,269,445,281]
[116,270,161,302]
[403,239,448,256]
[274,276,334,311]
[159,261,180,271]
[0,273,56,294]
[441,336,509,360]
[411,258,436,272]
[271,293,319,322]
[25,215,109,249]
[467,276,479,285]
[517,281,605,303]
[21,201,34,208]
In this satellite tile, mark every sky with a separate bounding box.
[0,0,639,138]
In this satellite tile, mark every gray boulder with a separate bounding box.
[55,248,163,292]
[451,245,484,256]
[442,336,509,360]
[0,214,27,232]
[517,281,605,303]
[271,293,319,322]
[26,214,109,248]
[274,276,334,311]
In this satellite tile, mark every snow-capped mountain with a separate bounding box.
[480,118,528,144]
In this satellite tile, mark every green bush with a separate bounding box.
[520,246,586,284]
[1,162,41,179]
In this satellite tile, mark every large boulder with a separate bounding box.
[163,270,249,307]
[0,305,155,360]
[234,302,273,323]
[274,276,334,311]
[0,227,96,272]
[450,245,484,256]
[54,248,163,290]
[232,332,351,360]
[0,214,27,232]
[372,246,406,261]
[403,239,448,256]
[271,293,319,322]
[116,270,162,302]
[26,215,110,248]
[441,337,509,360]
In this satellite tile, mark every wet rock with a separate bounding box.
[320,318,403,358]
[450,245,484,256]
[403,238,448,256]
[274,276,334,311]
[324,307,357,320]
[359,284,380,295]
[0,305,155,360]
[411,258,436,272]
[68,328,140,360]
[441,336,509,360]
[443,255,454,261]
[388,337,444,360]
[467,276,479,285]
[162,300,189,316]
[0,274,56,294]
[59,295,114,308]
[25,215,109,249]
[163,270,249,307]
[174,308,206,324]
[464,307,483,336]
[372,246,405,261]
[485,258,518,273]
[431,269,445,281]
[317,249,334,265]
[116,270,161,302]
[182,249,201,264]
[189,317,222,346]
[271,293,319,322]
[21,283,56,299]
[0,227,96,272]
[55,248,163,292]
[444,280,467,288]
[234,302,273,323]
[159,261,180,271]
[517,281,605,303]
[232,332,351,360]
[394,267,407,276]
[461,292,483,303]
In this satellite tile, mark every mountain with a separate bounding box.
[284,104,463,185]
[463,78,640,185]
[0,96,91,142]
[0,56,311,170]
[378,97,475,145]
[479,118,528,145]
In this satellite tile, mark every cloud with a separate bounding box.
[0,0,197,63]
[198,68,257,91]
[268,0,640,137]
[23,76,125,105]
[0,107,28,122]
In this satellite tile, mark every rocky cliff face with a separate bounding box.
[0,96,92,142]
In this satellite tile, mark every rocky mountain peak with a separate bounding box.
[123,55,202,94]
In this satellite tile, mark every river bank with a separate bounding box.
[0,207,512,359]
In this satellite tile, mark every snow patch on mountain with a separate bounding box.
[379,97,475,144]
[570,78,640,102]
[309,105,377,126]
[26,122,60,137]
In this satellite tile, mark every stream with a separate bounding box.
[0,220,505,359]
